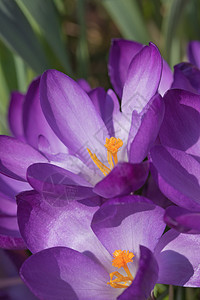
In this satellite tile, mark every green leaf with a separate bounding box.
[162,0,189,64]
[0,0,49,74]
[17,0,73,75]
[102,0,149,43]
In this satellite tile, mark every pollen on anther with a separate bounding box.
[104,137,123,155]
[112,250,134,269]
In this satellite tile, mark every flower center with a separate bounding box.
[107,249,134,289]
[87,137,123,176]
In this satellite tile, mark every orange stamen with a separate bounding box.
[107,249,134,289]
[87,137,123,176]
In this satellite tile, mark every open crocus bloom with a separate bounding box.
[18,193,200,299]
[27,42,165,201]
[0,41,165,207]
[150,88,200,233]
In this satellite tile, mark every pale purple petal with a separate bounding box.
[23,77,66,154]
[27,163,96,206]
[0,198,16,216]
[118,246,158,300]
[0,136,47,181]
[128,94,165,163]
[164,206,200,234]
[20,247,119,300]
[121,42,162,117]
[8,92,25,141]
[158,60,173,96]
[188,40,200,69]
[92,196,165,264]
[155,229,200,286]
[40,70,108,164]
[93,162,149,198]
[77,78,91,92]
[160,89,200,157]
[0,173,30,215]
[88,87,115,137]
[17,190,112,270]
[108,39,143,98]
[150,145,200,210]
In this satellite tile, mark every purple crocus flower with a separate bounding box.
[0,42,166,209]
[150,88,200,233]
[27,42,166,201]
[17,193,200,299]
[172,40,200,93]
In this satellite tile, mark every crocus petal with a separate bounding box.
[187,40,200,69]
[158,60,173,96]
[77,78,91,92]
[171,63,200,94]
[0,198,16,216]
[143,175,172,209]
[155,229,200,286]
[27,163,95,206]
[118,246,158,300]
[17,190,112,270]
[150,145,200,211]
[128,94,165,163]
[0,136,47,181]
[88,87,115,137]
[121,42,162,117]
[8,91,25,140]
[0,173,30,215]
[92,196,165,263]
[20,247,120,300]
[108,39,143,98]
[40,70,108,164]
[164,206,200,234]
[0,216,26,249]
[23,77,66,154]
[160,89,200,157]
[93,161,149,199]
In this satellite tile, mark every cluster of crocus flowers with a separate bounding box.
[0,38,200,299]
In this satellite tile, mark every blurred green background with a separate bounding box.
[0,0,200,299]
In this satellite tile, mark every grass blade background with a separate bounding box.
[162,0,189,65]
[17,0,73,75]
[101,0,149,43]
[0,0,49,73]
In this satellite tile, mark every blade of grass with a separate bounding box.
[0,0,49,74]
[162,0,189,64]
[13,54,28,93]
[17,0,73,75]
[101,0,149,43]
